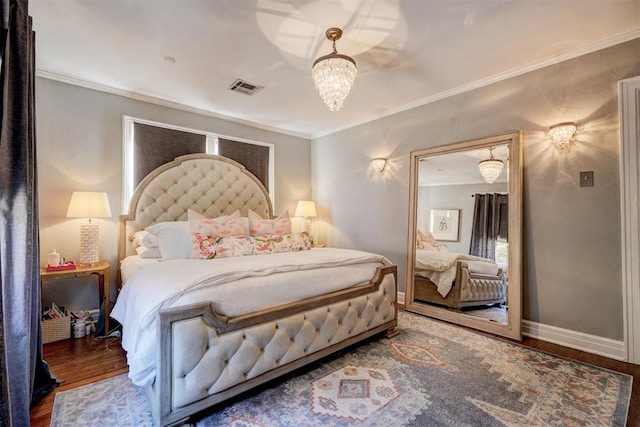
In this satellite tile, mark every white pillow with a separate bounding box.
[132,230,159,248]
[146,221,190,260]
[135,246,162,259]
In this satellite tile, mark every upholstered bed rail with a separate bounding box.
[147,265,397,425]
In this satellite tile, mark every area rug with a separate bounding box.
[50,312,632,426]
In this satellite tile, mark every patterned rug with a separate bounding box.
[50,312,631,426]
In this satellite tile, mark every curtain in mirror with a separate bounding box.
[469,193,508,260]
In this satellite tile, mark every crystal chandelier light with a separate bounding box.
[478,147,504,184]
[312,28,357,111]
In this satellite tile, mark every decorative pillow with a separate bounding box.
[193,232,312,260]
[209,214,250,235]
[135,246,162,259]
[417,240,450,252]
[417,230,437,244]
[248,209,292,235]
[146,221,190,260]
[189,210,246,259]
[131,230,159,248]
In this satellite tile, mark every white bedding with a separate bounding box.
[415,250,499,297]
[111,248,391,387]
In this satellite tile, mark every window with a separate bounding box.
[122,116,274,212]
[495,241,508,269]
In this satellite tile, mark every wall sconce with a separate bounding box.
[371,158,388,174]
[294,200,317,234]
[66,191,112,265]
[549,122,577,149]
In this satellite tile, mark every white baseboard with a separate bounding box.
[398,291,626,361]
[522,320,626,361]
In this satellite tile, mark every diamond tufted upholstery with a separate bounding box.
[120,154,272,258]
[169,273,396,410]
[458,263,505,304]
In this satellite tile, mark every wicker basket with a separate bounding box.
[42,315,71,344]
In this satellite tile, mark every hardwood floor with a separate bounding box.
[30,327,640,426]
[29,335,128,427]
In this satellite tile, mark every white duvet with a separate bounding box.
[415,250,499,297]
[111,248,391,387]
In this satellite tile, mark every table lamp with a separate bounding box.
[66,191,112,265]
[294,200,317,235]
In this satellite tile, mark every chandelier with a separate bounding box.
[478,147,504,184]
[312,28,357,111]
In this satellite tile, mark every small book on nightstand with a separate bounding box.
[45,261,77,272]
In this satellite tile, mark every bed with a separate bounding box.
[112,154,398,426]
[414,248,505,309]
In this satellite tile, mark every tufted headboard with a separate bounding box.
[118,154,273,264]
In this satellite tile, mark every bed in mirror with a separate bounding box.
[405,131,523,340]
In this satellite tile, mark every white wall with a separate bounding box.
[312,38,640,341]
[36,78,311,311]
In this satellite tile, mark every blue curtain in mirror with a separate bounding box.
[0,0,58,424]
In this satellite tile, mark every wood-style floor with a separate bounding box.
[29,335,128,427]
[30,324,640,427]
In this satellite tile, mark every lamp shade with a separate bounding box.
[66,192,112,218]
[295,200,317,218]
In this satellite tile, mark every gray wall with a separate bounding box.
[36,78,311,311]
[312,38,640,341]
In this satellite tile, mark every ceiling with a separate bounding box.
[30,0,640,139]
[419,144,509,186]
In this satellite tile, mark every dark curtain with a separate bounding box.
[469,193,509,260]
[0,0,57,424]
[133,122,206,188]
[218,138,270,190]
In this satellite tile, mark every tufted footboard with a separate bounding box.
[145,264,398,426]
[414,261,505,309]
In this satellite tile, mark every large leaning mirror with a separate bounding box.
[405,131,522,340]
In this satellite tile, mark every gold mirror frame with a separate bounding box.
[405,131,523,340]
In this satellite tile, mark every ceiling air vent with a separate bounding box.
[228,79,264,96]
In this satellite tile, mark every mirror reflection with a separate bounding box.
[406,132,522,340]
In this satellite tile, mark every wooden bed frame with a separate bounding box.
[117,154,398,426]
[414,261,505,309]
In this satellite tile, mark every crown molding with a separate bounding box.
[313,29,640,139]
[35,69,312,140]
[36,29,640,141]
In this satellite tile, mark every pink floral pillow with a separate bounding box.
[194,233,311,259]
[189,210,245,259]
[248,209,292,235]
[417,230,438,244]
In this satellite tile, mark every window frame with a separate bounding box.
[122,115,274,213]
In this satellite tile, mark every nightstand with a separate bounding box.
[312,244,326,248]
[40,260,111,334]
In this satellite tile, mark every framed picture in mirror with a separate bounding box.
[429,208,460,241]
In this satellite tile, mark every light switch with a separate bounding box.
[580,171,594,187]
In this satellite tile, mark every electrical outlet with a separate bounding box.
[580,171,594,187]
